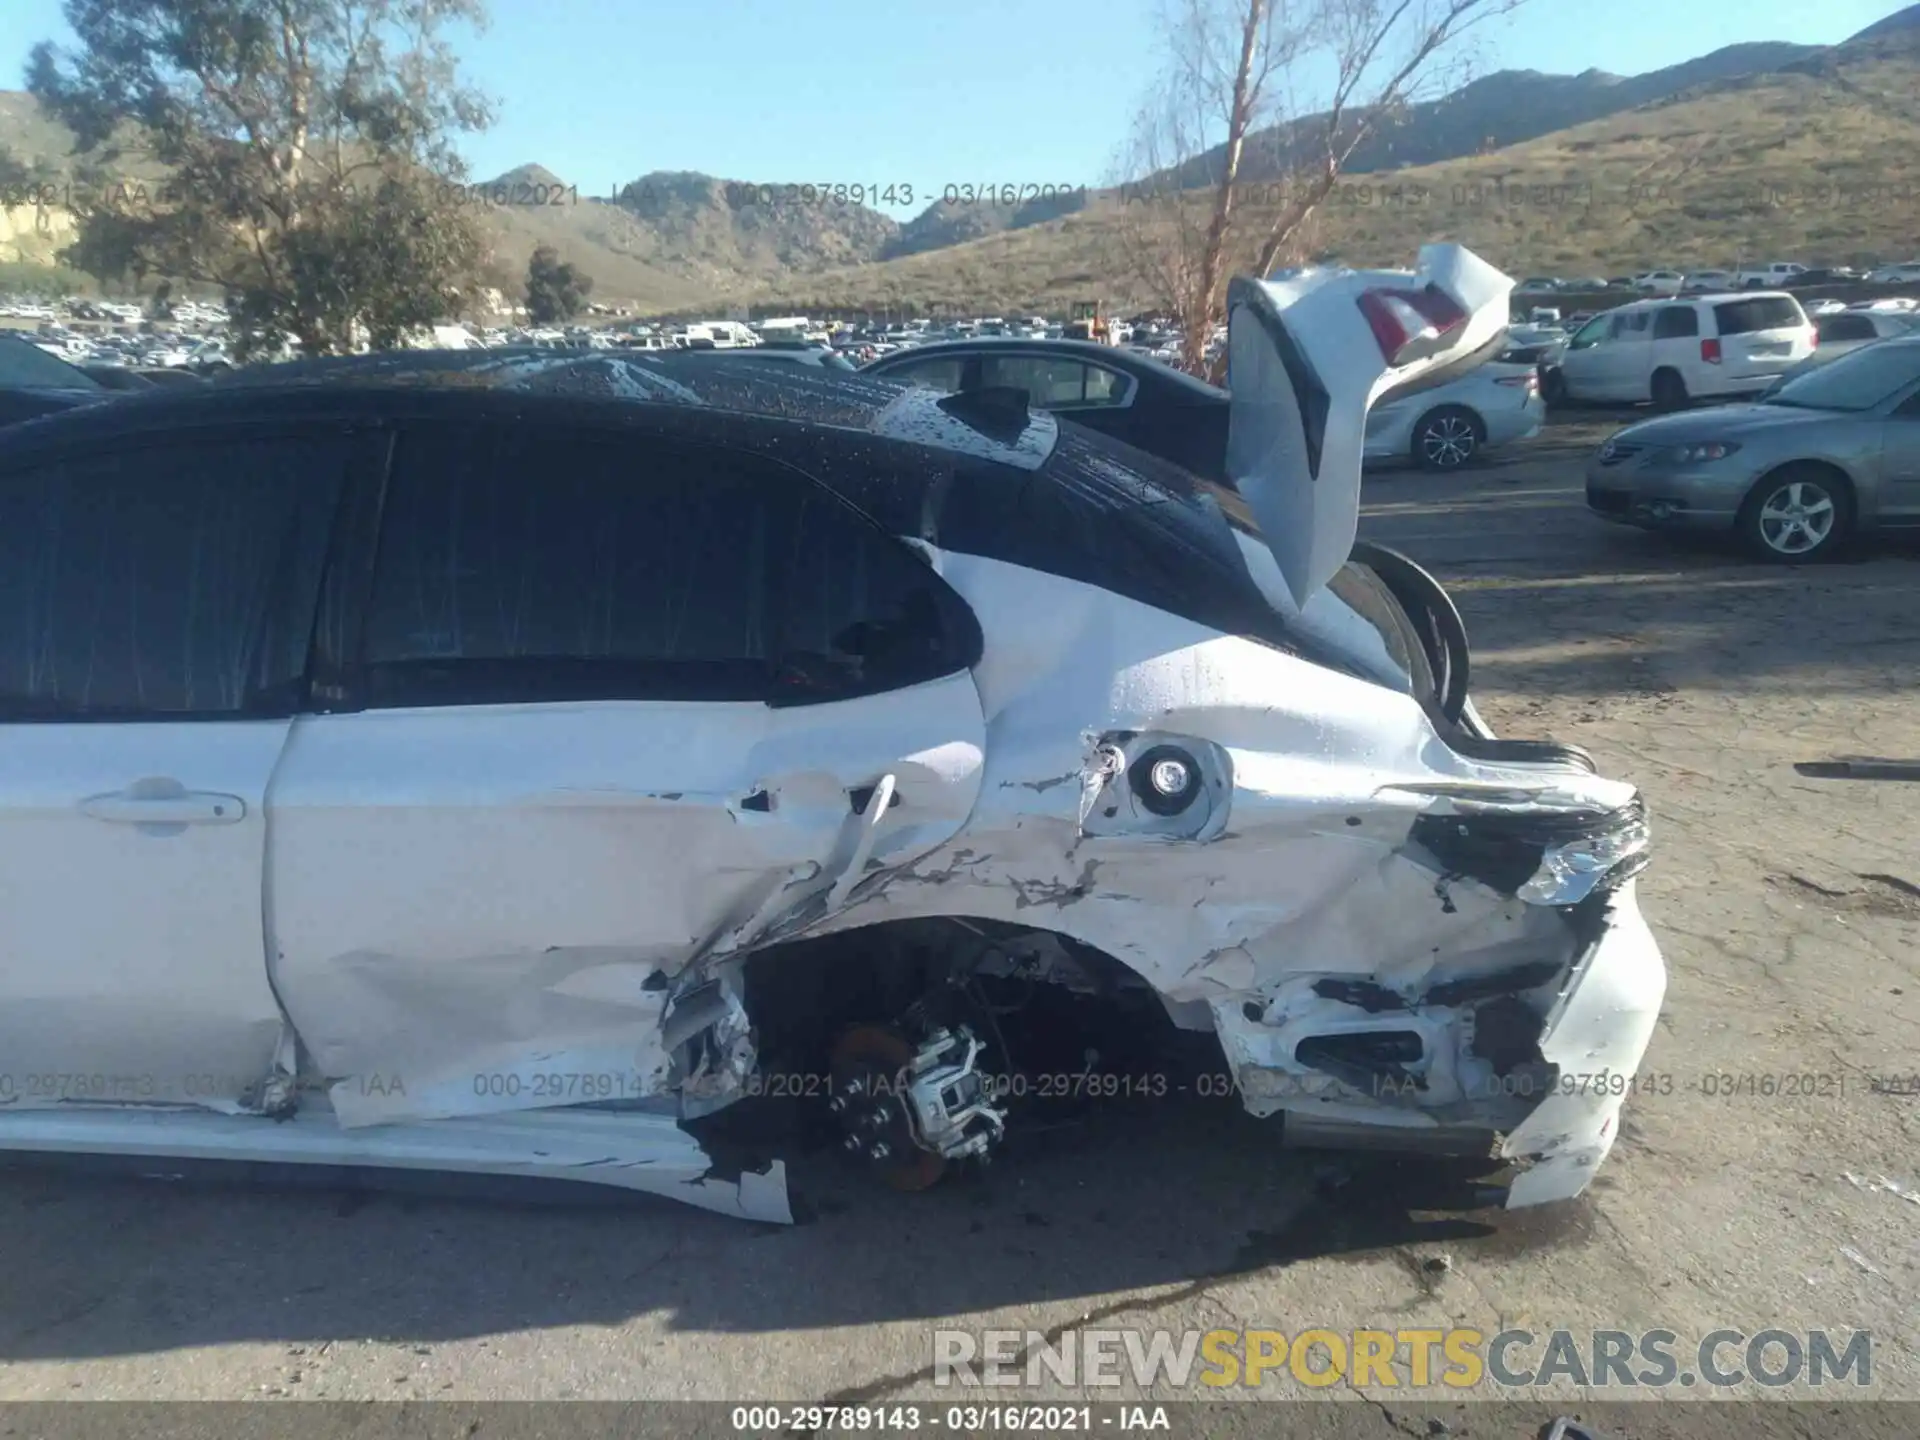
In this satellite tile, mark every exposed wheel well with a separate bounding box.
[735,917,1196,1087]
[1742,459,1857,515]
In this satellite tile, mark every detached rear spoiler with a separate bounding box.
[1225,244,1515,607]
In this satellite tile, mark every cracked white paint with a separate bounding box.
[782,548,1665,1206]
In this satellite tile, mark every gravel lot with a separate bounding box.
[1,410,1915,1424]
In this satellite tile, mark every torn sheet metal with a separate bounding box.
[788,547,1664,1207]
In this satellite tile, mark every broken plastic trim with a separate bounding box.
[1518,809,1654,906]
[1412,798,1651,903]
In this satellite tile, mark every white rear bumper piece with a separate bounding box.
[1500,879,1665,1207]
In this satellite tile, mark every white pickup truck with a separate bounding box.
[1736,261,1807,288]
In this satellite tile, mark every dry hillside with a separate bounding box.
[722,31,1920,313]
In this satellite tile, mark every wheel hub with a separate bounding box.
[1422,417,1475,466]
[827,1023,1006,1191]
[1758,481,1835,554]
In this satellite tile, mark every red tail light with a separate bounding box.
[1807,327,1818,349]
[1701,338,1722,363]
[1356,285,1468,367]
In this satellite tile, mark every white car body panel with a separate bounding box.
[0,245,1667,1221]
[0,722,292,1112]
[266,674,987,1127]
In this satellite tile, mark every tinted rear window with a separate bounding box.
[1713,297,1803,335]
[1653,307,1698,339]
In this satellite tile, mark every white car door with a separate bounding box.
[1556,313,1616,400]
[266,421,989,1126]
[0,426,355,1111]
[1595,308,1654,399]
[1222,243,1513,605]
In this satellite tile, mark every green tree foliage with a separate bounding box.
[524,243,591,324]
[28,0,495,359]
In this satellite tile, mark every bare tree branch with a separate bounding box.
[1114,0,1526,374]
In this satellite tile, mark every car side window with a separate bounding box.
[1653,307,1699,339]
[1818,315,1875,343]
[1612,311,1652,340]
[357,424,977,708]
[978,354,1130,407]
[0,433,348,719]
[1568,316,1611,349]
[879,356,966,392]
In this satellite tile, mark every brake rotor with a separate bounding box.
[829,1024,947,1191]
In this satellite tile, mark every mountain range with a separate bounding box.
[0,5,1916,312]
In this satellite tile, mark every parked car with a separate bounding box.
[133,366,214,389]
[0,244,1663,1220]
[1504,325,1569,363]
[1633,270,1686,295]
[76,362,158,391]
[1516,277,1562,293]
[1549,292,1814,408]
[1784,267,1860,288]
[1365,358,1544,470]
[1754,313,1918,396]
[1735,262,1807,289]
[1864,262,1920,285]
[0,334,114,426]
[860,336,1233,481]
[664,343,857,371]
[1682,270,1736,293]
[1585,335,1920,561]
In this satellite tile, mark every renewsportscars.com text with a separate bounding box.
[932,1327,1873,1391]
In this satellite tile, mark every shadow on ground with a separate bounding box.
[0,1096,1589,1357]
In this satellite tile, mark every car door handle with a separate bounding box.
[81,787,247,826]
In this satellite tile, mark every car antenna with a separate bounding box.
[936,385,1030,442]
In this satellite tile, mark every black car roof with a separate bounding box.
[2,347,1062,471]
[0,346,1344,676]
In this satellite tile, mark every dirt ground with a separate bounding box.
[0,409,1915,1424]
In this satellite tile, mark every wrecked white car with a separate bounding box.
[0,244,1661,1222]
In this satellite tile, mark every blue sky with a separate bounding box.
[0,0,1898,217]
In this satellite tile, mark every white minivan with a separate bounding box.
[1550,292,1815,408]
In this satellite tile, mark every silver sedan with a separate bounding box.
[1584,337,1920,560]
